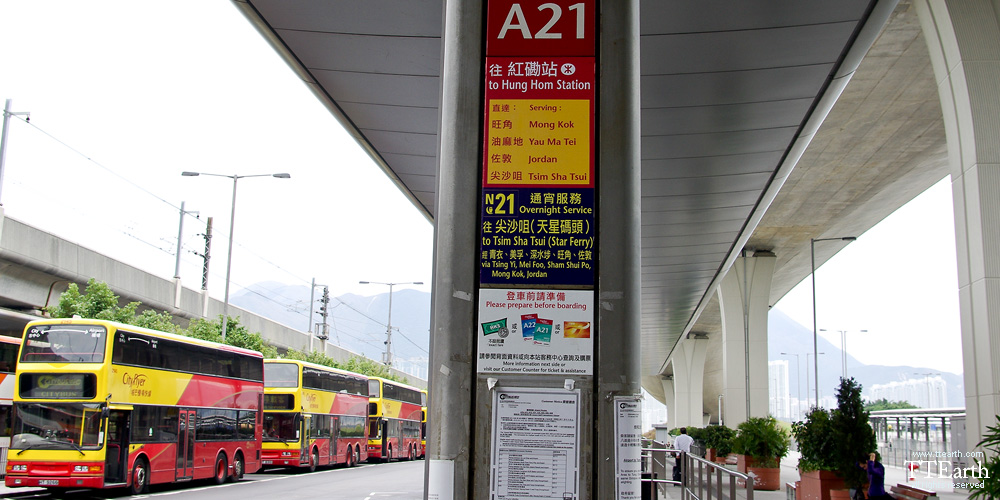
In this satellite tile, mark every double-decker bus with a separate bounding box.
[5,319,264,494]
[261,360,368,470]
[0,335,21,472]
[367,377,422,462]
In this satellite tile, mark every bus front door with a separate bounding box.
[176,410,195,479]
[330,416,338,464]
[103,410,129,485]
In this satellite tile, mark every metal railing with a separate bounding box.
[640,442,754,500]
[681,453,754,500]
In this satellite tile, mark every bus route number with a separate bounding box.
[485,192,515,215]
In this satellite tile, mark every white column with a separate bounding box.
[669,335,709,428]
[717,251,775,426]
[661,376,676,426]
[916,0,1000,451]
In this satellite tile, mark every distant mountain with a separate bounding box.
[229,282,431,378]
[767,309,963,407]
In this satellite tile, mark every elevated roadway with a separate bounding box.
[0,216,423,387]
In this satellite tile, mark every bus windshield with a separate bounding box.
[10,403,104,451]
[21,325,108,363]
[264,363,299,388]
[262,412,298,442]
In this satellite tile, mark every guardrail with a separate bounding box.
[640,443,754,500]
[681,453,754,500]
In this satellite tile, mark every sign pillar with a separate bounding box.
[427,0,641,498]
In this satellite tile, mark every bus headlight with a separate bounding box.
[281,451,292,457]
[73,465,91,472]
[9,465,27,472]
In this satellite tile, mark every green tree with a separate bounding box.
[131,309,180,334]
[831,377,876,490]
[864,398,917,412]
[969,416,1000,499]
[184,316,278,358]
[340,356,408,384]
[48,279,139,322]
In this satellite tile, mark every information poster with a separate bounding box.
[478,288,593,375]
[491,387,581,500]
[615,397,643,500]
[478,0,597,376]
[481,188,594,286]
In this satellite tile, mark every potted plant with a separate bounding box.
[829,378,876,500]
[732,416,790,490]
[701,424,735,463]
[792,407,843,500]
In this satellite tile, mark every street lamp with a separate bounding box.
[182,171,290,341]
[810,236,856,407]
[915,372,941,408]
[780,352,802,420]
[359,280,423,367]
[806,351,826,406]
[820,328,867,379]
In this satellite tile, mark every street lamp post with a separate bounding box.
[915,372,940,408]
[821,328,868,379]
[359,280,423,367]
[182,171,290,341]
[810,236,856,407]
[806,351,826,406]
[780,352,802,420]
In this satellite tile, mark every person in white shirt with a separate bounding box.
[672,427,694,482]
[673,427,693,453]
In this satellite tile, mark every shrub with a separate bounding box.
[732,416,790,468]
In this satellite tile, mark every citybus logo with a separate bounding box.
[499,394,520,400]
[123,373,152,398]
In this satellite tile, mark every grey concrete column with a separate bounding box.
[596,0,642,496]
[423,0,483,498]
[916,0,1000,453]
[717,251,775,426]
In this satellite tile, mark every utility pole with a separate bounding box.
[318,286,330,341]
[0,99,30,206]
[173,202,199,308]
[191,217,213,317]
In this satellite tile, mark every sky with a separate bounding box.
[0,2,964,379]
[0,1,434,303]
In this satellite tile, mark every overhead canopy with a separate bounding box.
[233,0,903,387]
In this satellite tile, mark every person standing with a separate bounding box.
[859,452,892,500]
[672,427,694,482]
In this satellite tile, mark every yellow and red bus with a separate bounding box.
[0,335,21,469]
[5,319,264,494]
[261,359,368,470]
[367,377,422,462]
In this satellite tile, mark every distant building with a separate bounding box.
[869,376,947,408]
[768,360,791,421]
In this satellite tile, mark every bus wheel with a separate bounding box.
[386,444,393,463]
[231,452,245,482]
[346,446,354,467]
[130,457,149,495]
[355,446,362,466]
[213,454,228,485]
[308,449,318,473]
